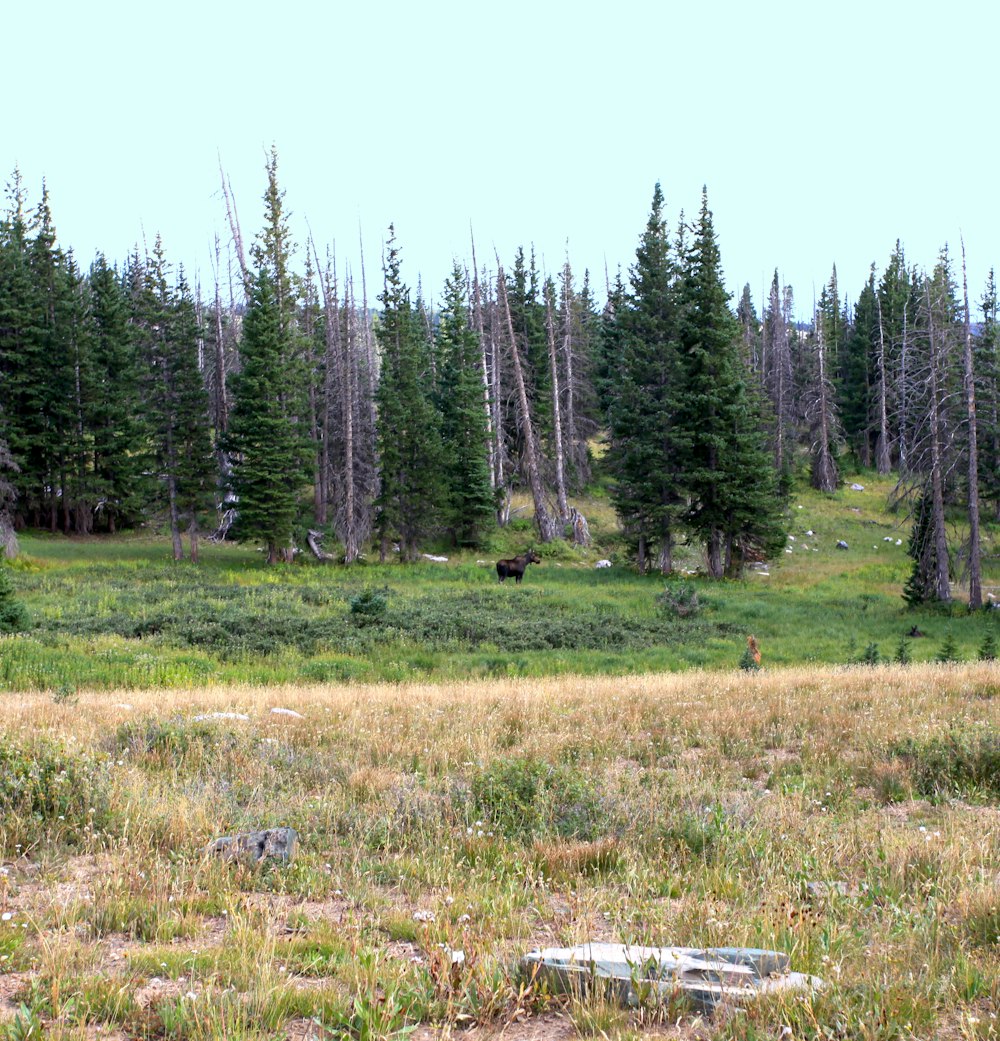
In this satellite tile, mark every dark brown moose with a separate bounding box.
[496,550,542,584]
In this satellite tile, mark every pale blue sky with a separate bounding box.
[5,0,997,317]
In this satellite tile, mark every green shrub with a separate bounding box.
[349,586,389,625]
[655,580,701,618]
[0,563,28,633]
[471,757,606,840]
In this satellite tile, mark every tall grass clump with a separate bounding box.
[0,736,109,853]
[889,724,1000,800]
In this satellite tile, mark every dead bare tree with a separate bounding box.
[874,292,892,474]
[808,303,839,492]
[496,263,557,542]
[218,157,251,300]
[960,239,982,609]
[0,437,19,559]
[544,282,570,527]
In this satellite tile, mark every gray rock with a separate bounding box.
[836,540,849,550]
[850,483,865,491]
[193,712,250,722]
[270,707,304,719]
[205,827,298,865]
[521,942,821,1012]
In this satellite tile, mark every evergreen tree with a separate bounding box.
[607,184,687,572]
[436,264,494,546]
[677,190,785,577]
[226,268,310,563]
[736,283,761,373]
[374,228,446,560]
[86,255,150,531]
[840,269,877,465]
[976,270,1000,519]
[903,491,948,606]
[163,270,216,561]
[806,270,842,491]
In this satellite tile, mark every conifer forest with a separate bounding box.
[1,152,998,608]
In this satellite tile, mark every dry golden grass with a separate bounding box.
[2,662,1000,1039]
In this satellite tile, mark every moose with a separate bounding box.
[496,550,542,584]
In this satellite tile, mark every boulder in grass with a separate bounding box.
[521,942,821,1013]
[205,827,298,865]
[270,708,304,719]
[836,540,849,550]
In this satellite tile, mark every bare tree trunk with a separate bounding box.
[469,233,496,494]
[544,286,569,528]
[167,471,183,562]
[496,265,556,542]
[925,289,951,603]
[342,278,360,562]
[961,240,982,610]
[898,302,910,475]
[560,261,584,484]
[219,159,251,300]
[811,314,838,492]
[188,514,200,564]
[212,238,230,435]
[874,293,892,474]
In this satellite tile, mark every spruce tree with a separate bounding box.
[226,268,310,563]
[374,228,446,560]
[607,184,687,572]
[87,255,150,531]
[163,271,216,561]
[677,190,785,577]
[976,270,1000,519]
[903,491,948,606]
[436,264,494,547]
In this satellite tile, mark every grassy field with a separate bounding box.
[2,665,1000,1039]
[1,476,1000,1037]
[2,475,998,691]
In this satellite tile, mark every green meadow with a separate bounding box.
[2,474,998,692]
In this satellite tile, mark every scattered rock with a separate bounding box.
[205,827,298,865]
[522,943,822,1012]
[193,712,250,722]
[850,483,865,491]
[270,708,304,719]
[836,541,849,550]
[595,560,612,569]
[422,554,448,562]
[883,536,894,542]
[412,910,435,923]
[805,530,815,536]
